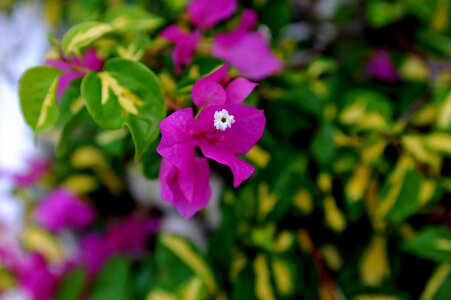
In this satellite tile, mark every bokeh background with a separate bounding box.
[1,0,451,299]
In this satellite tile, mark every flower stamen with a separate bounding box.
[214,109,235,131]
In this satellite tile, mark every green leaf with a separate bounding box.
[416,29,451,58]
[339,89,393,132]
[59,78,84,126]
[62,21,113,55]
[156,234,217,295]
[56,267,86,300]
[103,5,163,33]
[19,66,62,131]
[91,256,130,300]
[420,263,451,300]
[81,58,166,161]
[310,122,336,166]
[404,227,451,262]
[367,0,405,28]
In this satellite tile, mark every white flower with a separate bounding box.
[214,109,235,131]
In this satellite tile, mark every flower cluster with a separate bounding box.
[157,65,265,218]
[161,0,283,79]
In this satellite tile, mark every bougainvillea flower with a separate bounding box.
[157,104,265,218]
[212,10,283,80]
[193,104,265,186]
[192,64,258,107]
[103,216,160,253]
[17,253,59,300]
[161,25,201,73]
[10,157,50,187]
[367,48,398,82]
[187,0,237,29]
[46,48,103,99]
[34,188,95,232]
[160,157,211,219]
[79,234,105,275]
[80,216,159,275]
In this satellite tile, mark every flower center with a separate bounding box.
[214,109,235,131]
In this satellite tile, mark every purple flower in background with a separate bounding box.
[17,253,59,300]
[187,0,237,29]
[103,216,159,253]
[157,103,265,218]
[161,25,201,73]
[192,64,257,107]
[34,188,95,232]
[46,48,103,99]
[212,10,283,80]
[79,233,106,275]
[367,48,398,82]
[80,216,159,275]
[10,157,50,187]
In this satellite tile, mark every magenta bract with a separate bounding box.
[187,0,237,29]
[161,25,201,74]
[212,10,283,80]
[367,48,398,82]
[46,48,103,99]
[192,64,258,107]
[34,188,95,232]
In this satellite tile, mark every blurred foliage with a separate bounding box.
[1,0,451,299]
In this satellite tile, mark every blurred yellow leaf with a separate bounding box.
[160,234,217,294]
[345,164,371,202]
[340,102,387,131]
[432,0,449,31]
[400,55,429,81]
[298,229,314,254]
[254,255,275,300]
[230,252,247,281]
[294,188,313,214]
[258,183,278,220]
[321,244,343,272]
[146,289,175,300]
[425,132,451,154]
[62,174,97,195]
[247,145,271,168]
[324,196,346,232]
[420,263,451,300]
[376,155,414,219]
[318,173,332,193]
[419,179,436,205]
[22,226,64,264]
[179,276,205,300]
[275,231,295,252]
[359,235,390,286]
[44,0,62,28]
[412,104,436,127]
[437,91,451,129]
[272,258,294,296]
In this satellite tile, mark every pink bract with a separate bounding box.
[11,157,50,187]
[160,157,211,219]
[46,48,103,99]
[34,188,95,232]
[192,64,258,107]
[187,0,237,29]
[367,48,398,82]
[161,25,201,74]
[212,10,283,80]
[80,216,159,275]
[17,253,60,300]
